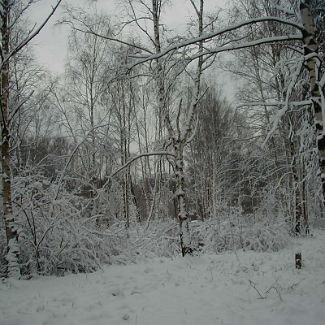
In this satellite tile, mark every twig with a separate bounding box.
[249,280,266,299]
[265,284,283,302]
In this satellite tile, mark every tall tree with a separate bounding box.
[0,0,62,278]
[300,0,325,209]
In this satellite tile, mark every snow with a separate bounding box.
[1,231,325,325]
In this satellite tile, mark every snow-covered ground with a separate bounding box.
[1,230,325,325]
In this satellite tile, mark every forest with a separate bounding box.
[0,0,324,299]
[0,0,324,276]
[1,0,325,323]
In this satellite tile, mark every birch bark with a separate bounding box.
[300,1,325,212]
[1,0,20,278]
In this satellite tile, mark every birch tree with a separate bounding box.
[300,0,325,209]
[226,0,308,228]
[127,0,325,225]
[64,17,113,219]
[187,89,245,217]
[0,0,62,278]
[58,0,325,254]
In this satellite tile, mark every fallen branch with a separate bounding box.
[249,280,266,299]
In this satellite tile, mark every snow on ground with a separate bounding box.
[1,230,325,325]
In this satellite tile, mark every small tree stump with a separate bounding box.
[295,252,302,269]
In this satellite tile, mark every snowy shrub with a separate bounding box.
[0,169,293,277]
[88,221,180,265]
[17,204,109,275]
[18,218,180,274]
[7,172,181,275]
[8,173,108,275]
[126,221,180,259]
[191,214,291,253]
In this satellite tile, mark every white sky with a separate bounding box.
[29,0,227,74]
[27,0,236,100]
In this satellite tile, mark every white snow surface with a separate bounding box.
[1,231,325,325]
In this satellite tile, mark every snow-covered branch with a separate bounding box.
[0,0,63,68]
[110,152,176,179]
[129,16,303,66]
[187,35,302,61]
[237,100,312,108]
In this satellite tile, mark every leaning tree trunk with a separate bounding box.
[1,0,20,278]
[151,0,192,254]
[300,1,325,213]
[173,0,205,255]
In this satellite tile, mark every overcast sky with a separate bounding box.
[29,0,227,73]
[27,0,236,100]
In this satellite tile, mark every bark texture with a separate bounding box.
[300,1,325,213]
[1,0,20,278]
[151,0,193,255]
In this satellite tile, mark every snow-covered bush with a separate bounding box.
[9,173,109,275]
[0,169,292,277]
[191,212,290,253]
[5,170,180,275]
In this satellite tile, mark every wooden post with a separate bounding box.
[295,252,302,269]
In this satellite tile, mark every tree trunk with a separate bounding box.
[174,141,191,256]
[1,0,20,278]
[300,1,325,210]
[290,136,303,234]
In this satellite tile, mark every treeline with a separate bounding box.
[0,0,324,277]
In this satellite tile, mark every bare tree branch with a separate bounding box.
[134,34,302,67]
[130,16,303,63]
[1,0,63,68]
[110,151,175,179]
